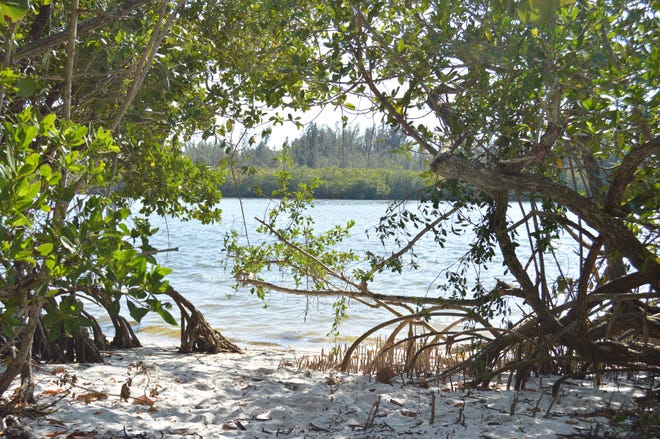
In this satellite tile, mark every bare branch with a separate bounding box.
[370,204,461,275]
[352,9,439,156]
[496,122,564,172]
[604,137,660,215]
[63,0,79,119]
[236,276,525,309]
[110,0,185,131]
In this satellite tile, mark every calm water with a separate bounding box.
[129,198,580,350]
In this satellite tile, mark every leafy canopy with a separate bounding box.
[226,0,659,383]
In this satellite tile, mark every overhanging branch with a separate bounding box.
[430,152,660,279]
[235,276,524,309]
[604,137,660,215]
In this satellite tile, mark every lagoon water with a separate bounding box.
[132,198,581,350]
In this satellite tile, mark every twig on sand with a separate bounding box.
[364,395,382,430]
[430,392,436,424]
[309,422,330,432]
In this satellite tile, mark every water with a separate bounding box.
[129,198,580,350]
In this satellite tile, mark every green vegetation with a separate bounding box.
[184,122,429,199]
[220,165,425,199]
[226,0,660,394]
[0,0,320,407]
[0,0,658,425]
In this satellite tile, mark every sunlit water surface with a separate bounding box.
[110,198,581,351]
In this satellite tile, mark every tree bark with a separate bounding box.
[63,0,79,119]
[166,289,242,354]
[605,137,660,215]
[430,150,660,281]
[110,0,185,132]
[0,296,44,401]
[110,315,142,349]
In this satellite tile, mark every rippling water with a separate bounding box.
[127,198,580,350]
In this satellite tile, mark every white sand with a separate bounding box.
[14,345,647,438]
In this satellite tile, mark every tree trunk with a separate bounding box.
[430,146,660,280]
[166,289,242,354]
[0,297,43,403]
[32,319,106,364]
[110,314,142,349]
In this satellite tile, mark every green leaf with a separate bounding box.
[18,153,40,177]
[63,125,88,146]
[9,212,30,227]
[13,249,35,264]
[60,236,77,253]
[5,142,15,171]
[96,126,120,152]
[38,164,51,179]
[45,288,59,298]
[15,77,36,97]
[41,113,57,134]
[44,254,56,272]
[14,179,41,211]
[153,265,173,278]
[127,300,149,323]
[155,303,177,325]
[114,248,138,263]
[0,0,29,23]
[17,125,37,149]
[520,0,561,26]
[36,242,53,256]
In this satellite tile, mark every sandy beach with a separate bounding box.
[6,344,650,438]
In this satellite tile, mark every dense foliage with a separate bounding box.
[220,165,426,199]
[226,0,659,394]
[185,122,428,199]
[0,0,657,424]
[0,0,320,408]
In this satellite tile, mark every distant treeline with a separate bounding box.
[220,166,427,199]
[185,122,431,199]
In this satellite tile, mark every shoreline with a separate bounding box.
[8,343,648,438]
